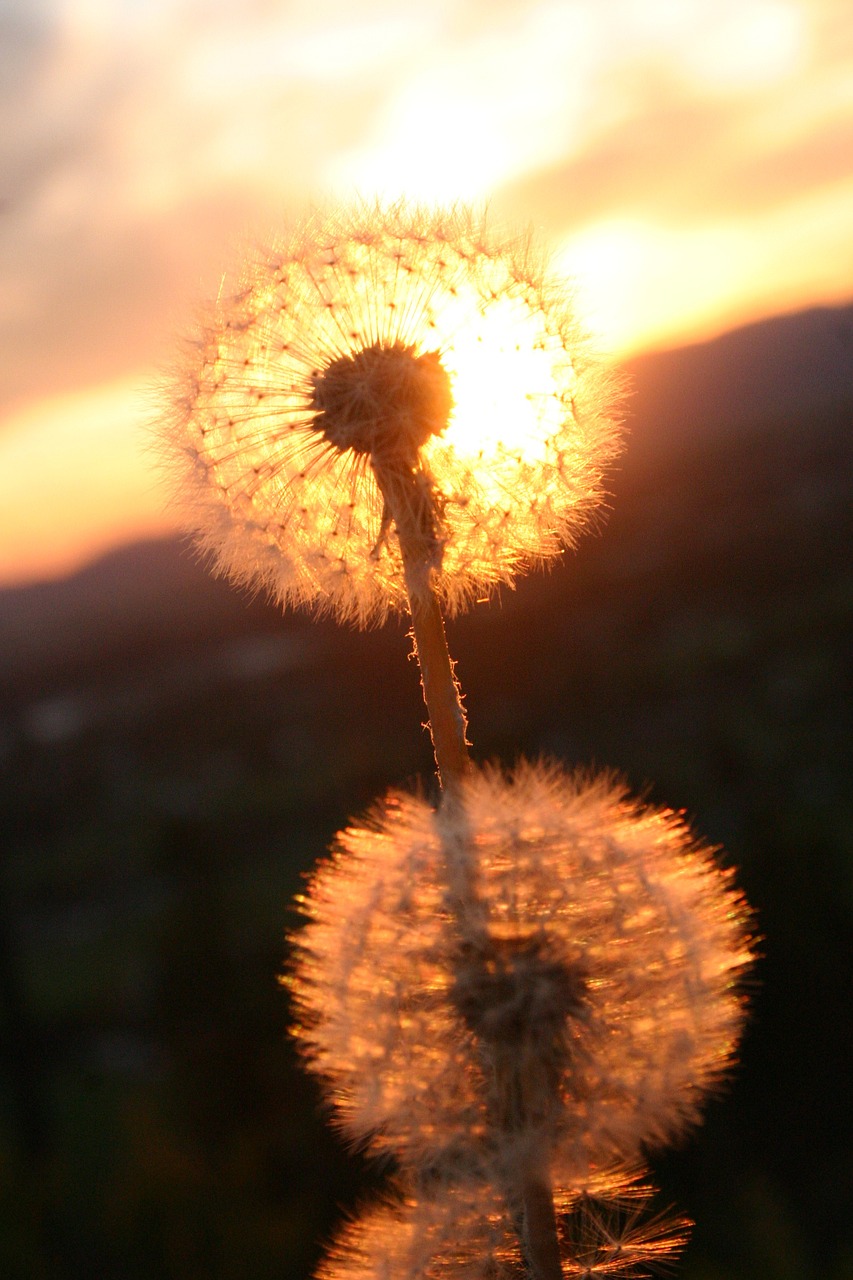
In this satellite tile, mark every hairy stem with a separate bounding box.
[374,454,561,1280]
[372,459,471,791]
[404,567,472,792]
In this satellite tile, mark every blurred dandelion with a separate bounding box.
[164,203,623,628]
[289,761,753,1191]
[316,1170,689,1280]
[316,1183,514,1280]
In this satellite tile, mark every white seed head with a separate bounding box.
[289,761,754,1185]
[161,204,624,626]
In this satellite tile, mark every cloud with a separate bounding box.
[0,0,852,415]
[0,0,400,412]
[497,76,853,229]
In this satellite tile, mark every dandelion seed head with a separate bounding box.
[162,204,624,625]
[289,761,754,1186]
[318,1185,513,1280]
[318,1177,688,1280]
[450,934,588,1051]
[560,1191,691,1279]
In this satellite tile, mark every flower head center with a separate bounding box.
[310,341,453,462]
[451,936,588,1047]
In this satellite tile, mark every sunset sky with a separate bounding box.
[1,0,852,587]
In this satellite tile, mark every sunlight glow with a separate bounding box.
[682,0,805,87]
[435,291,568,467]
[561,173,853,355]
[329,4,596,201]
[0,379,172,586]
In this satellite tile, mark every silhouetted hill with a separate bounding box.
[625,300,853,453]
[1,300,851,694]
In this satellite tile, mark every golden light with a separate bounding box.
[327,6,596,202]
[558,171,853,358]
[0,378,170,587]
[680,0,805,88]
[434,287,570,468]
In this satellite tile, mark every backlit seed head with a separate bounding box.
[317,1176,689,1280]
[162,204,624,625]
[560,1189,691,1279]
[317,1185,512,1280]
[450,934,588,1051]
[289,761,754,1186]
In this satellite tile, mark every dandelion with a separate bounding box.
[289,760,753,1201]
[316,1184,514,1280]
[164,203,623,630]
[317,1175,690,1280]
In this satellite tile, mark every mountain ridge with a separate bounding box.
[0,298,850,690]
[623,298,853,453]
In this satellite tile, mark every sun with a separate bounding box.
[435,285,572,471]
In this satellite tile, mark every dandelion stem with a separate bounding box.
[405,581,471,791]
[374,456,562,1280]
[491,1053,564,1280]
[372,459,472,791]
[373,446,561,1280]
[522,1177,564,1280]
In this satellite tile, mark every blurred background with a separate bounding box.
[0,1,851,1277]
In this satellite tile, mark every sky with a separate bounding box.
[1,0,852,587]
